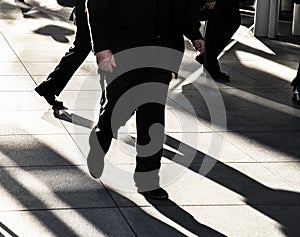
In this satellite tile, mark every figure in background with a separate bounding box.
[291,61,300,105]
[196,0,241,83]
[35,0,91,112]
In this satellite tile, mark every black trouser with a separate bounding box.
[96,35,175,173]
[36,0,91,96]
[97,68,172,173]
[291,62,300,87]
[204,0,241,73]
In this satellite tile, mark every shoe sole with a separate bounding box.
[87,128,105,179]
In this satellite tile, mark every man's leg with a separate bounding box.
[87,70,143,178]
[291,62,300,87]
[214,1,241,55]
[204,2,226,74]
[134,69,172,199]
[203,0,240,82]
[35,3,91,106]
[291,62,300,105]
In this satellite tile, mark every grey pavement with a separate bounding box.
[0,0,300,236]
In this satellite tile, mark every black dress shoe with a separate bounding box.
[35,88,56,105]
[139,188,169,200]
[292,87,300,105]
[35,86,67,112]
[87,127,105,179]
[52,100,67,111]
[53,102,68,118]
[209,70,230,83]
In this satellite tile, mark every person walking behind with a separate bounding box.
[196,0,241,83]
[291,61,300,105]
[35,0,91,111]
[86,0,205,200]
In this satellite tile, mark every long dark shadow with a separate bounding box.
[53,110,95,129]
[145,197,226,237]
[164,135,300,237]
[0,221,19,237]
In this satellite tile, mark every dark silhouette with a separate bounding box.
[35,0,91,111]
[196,0,241,83]
[86,0,205,200]
[291,61,300,105]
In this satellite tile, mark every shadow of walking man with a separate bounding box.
[163,135,300,237]
[145,197,226,237]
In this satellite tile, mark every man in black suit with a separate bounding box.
[35,0,91,111]
[196,0,241,82]
[86,0,205,199]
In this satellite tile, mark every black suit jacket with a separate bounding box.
[86,0,203,54]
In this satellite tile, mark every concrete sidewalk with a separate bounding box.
[0,0,300,236]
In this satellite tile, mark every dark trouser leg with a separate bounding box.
[134,70,172,191]
[88,70,145,177]
[204,0,241,73]
[218,7,240,56]
[35,3,91,97]
[291,62,300,87]
[92,68,172,187]
[291,61,300,105]
[205,14,221,73]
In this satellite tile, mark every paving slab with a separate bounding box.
[191,88,300,132]
[0,75,36,91]
[222,131,300,162]
[0,166,114,211]
[120,206,224,237]
[22,61,96,76]
[0,34,19,62]
[165,132,256,163]
[0,91,51,110]
[180,205,295,237]
[0,208,135,237]
[0,62,28,76]
[0,134,84,166]
[0,111,67,135]
[106,164,246,207]
[255,162,300,192]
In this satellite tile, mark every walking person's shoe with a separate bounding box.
[195,56,230,83]
[292,87,300,105]
[35,86,67,113]
[138,188,169,200]
[87,127,113,179]
[52,101,68,117]
[87,127,105,179]
[134,171,168,200]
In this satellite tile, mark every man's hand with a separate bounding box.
[95,49,116,73]
[206,1,216,9]
[193,39,205,55]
